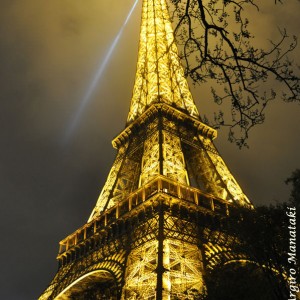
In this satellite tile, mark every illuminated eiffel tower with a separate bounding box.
[39,0,253,299]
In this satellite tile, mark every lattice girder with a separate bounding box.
[122,239,205,300]
[40,252,127,300]
[198,136,252,206]
[90,103,251,222]
[40,179,252,299]
[121,202,206,300]
[127,0,200,123]
[39,0,255,296]
[139,128,189,187]
[89,144,129,220]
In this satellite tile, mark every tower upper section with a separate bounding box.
[127,0,200,123]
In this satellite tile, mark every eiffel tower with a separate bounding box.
[39,0,253,299]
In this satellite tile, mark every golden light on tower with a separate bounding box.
[39,0,253,299]
[127,0,199,123]
[89,0,251,221]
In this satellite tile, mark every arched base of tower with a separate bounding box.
[55,271,118,300]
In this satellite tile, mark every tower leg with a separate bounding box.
[156,203,170,300]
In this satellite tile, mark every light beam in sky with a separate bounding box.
[64,0,139,143]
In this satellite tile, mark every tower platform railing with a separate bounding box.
[57,175,231,258]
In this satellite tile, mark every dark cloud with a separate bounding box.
[0,0,299,299]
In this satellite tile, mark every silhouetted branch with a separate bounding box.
[169,0,300,147]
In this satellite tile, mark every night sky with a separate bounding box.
[0,1,299,299]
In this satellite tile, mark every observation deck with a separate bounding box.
[57,175,232,265]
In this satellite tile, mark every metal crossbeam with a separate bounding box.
[39,0,253,298]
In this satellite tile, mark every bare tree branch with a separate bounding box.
[168,0,300,147]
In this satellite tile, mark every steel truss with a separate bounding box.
[39,0,253,298]
[40,192,250,299]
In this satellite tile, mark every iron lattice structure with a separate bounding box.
[39,0,253,299]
